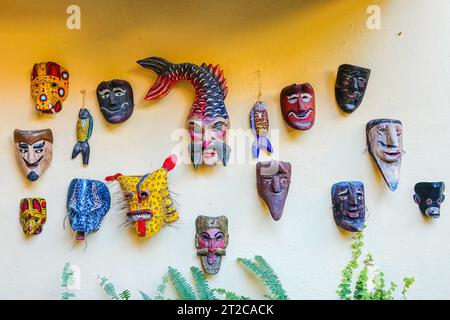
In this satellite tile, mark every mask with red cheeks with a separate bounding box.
[280,83,315,130]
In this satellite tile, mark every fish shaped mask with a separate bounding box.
[280,83,315,130]
[31,62,69,114]
[250,101,273,158]
[67,179,111,241]
[97,79,134,123]
[105,155,179,238]
[195,215,229,275]
[19,198,47,236]
[14,129,53,182]
[414,182,445,219]
[335,64,370,114]
[366,119,403,191]
[137,57,230,170]
[331,181,366,232]
[72,108,93,165]
[256,161,291,221]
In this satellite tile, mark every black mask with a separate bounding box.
[96,79,134,123]
[335,64,370,114]
[414,182,445,218]
[331,181,366,232]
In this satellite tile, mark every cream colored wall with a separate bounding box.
[0,0,449,299]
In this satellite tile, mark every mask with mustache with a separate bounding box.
[256,161,291,221]
[96,79,134,123]
[189,140,231,170]
[14,129,53,182]
[367,119,403,191]
[280,83,315,130]
[335,64,370,114]
[332,181,366,232]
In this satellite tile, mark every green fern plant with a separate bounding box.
[337,232,415,300]
[98,276,132,300]
[61,263,76,300]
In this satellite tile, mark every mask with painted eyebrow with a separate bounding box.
[96,79,134,124]
[335,64,370,114]
[331,181,366,232]
[280,83,315,130]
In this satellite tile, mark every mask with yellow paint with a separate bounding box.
[19,198,47,236]
[31,62,69,114]
[106,155,179,238]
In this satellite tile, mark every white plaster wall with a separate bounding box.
[0,0,449,299]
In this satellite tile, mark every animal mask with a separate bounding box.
[414,182,445,219]
[106,155,179,238]
[137,57,230,170]
[256,161,291,221]
[331,181,366,232]
[195,215,229,275]
[31,62,69,114]
[14,129,53,182]
[367,119,403,191]
[335,64,370,114]
[97,79,134,123]
[67,179,111,241]
[19,198,47,236]
[280,83,315,130]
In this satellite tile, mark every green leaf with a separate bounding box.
[139,291,152,300]
[190,266,216,300]
[167,267,196,300]
[214,288,250,300]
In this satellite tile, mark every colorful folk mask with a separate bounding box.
[67,178,111,241]
[366,119,403,191]
[14,129,53,182]
[195,215,229,275]
[30,62,69,114]
[72,108,93,165]
[250,101,273,158]
[137,57,230,170]
[19,198,47,236]
[280,83,315,130]
[105,155,179,238]
[335,64,370,114]
[414,182,445,219]
[97,79,134,123]
[256,161,291,221]
[331,181,366,232]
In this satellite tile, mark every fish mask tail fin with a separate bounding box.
[253,137,273,158]
[137,57,176,100]
[81,141,90,165]
[252,139,260,159]
[264,137,273,154]
[71,142,82,159]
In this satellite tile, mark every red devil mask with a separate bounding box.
[280,83,315,130]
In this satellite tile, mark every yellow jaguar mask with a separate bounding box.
[19,198,47,236]
[31,62,69,114]
[106,155,179,238]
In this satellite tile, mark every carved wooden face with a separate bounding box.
[14,129,53,182]
[280,83,315,130]
[414,182,445,218]
[335,64,370,113]
[97,79,134,123]
[332,181,366,232]
[19,198,47,236]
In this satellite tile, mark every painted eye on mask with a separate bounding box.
[139,191,149,199]
[113,88,126,97]
[99,89,110,99]
[125,192,134,200]
[426,199,433,206]
[287,94,298,104]
[301,93,312,103]
[212,121,225,132]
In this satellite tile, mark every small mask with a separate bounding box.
[105,155,179,238]
[195,215,229,275]
[256,161,292,221]
[335,64,370,114]
[67,179,111,241]
[72,108,93,165]
[250,101,273,158]
[97,79,134,123]
[31,62,69,114]
[14,129,53,182]
[414,182,445,219]
[280,83,315,130]
[19,198,47,236]
[366,119,403,191]
[331,181,366,232]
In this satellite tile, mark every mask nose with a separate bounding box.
[352,78,359,91]
[386,126,399,147]
[208,239,217,253]
[109,92,116,104]
[271,176,281,193]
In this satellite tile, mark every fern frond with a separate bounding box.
[61,263,74,288]
[119,290,131,300]
[61,292,76,300]
[190,266,216,300]
[168,267,196,300]
[139,291,152,300]
[98,276,120,300]
[214,288,250,300]
[154,274,169,300]
[253,256,288,300]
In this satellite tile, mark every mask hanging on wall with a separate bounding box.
[335,64,370,114]
[331,181,366,232]
[66,178,111,241]
[195,215,229,275]
[256,161,291,221]
[280,83,315,130]
[31,62,69,114]
[250,101,273,158]
[366,119,403,191]
[19,198,47,236]
[137,57,230,170]
[96,79,134,123]
[414,182,445,219]
[14,129,53,182]
[105,155,179,238]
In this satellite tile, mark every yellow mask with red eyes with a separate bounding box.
[19,198,47,236]
[106,155,179,238]
[31,62,69,114]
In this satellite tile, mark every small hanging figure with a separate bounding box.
[72,90,93,165]
[250,101,273,158]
